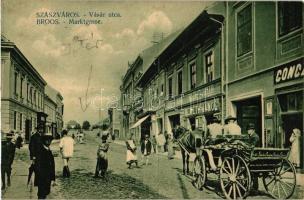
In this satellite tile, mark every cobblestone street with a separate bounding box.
[1,131,303,199]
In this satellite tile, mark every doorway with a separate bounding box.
[235,96,262,146]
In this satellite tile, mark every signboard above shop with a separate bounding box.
[274,57,304,84]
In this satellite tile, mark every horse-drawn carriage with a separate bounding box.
[191,135,296,199]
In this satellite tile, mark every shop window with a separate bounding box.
[190,62,196,89]
[206,52,214,82]
[237,4,252,57]
[168,76,173,98]
[278,91,303,112]
[177,70,183,95]
[278,2,302,37]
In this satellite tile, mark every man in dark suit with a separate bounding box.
[141,134,152,165]
[1,132,16,190]
[29,126,43,187]
[35,132,55,199]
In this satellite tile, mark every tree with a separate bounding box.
[82,121,91,130]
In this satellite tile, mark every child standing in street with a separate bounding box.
[94,134,110,178]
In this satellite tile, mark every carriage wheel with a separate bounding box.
[262,159,296,199]
[192,156,206,190]
[219,156,251,199]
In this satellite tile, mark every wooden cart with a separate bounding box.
[192,136,296,199]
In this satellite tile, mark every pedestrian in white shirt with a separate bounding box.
[224,115,242,135]
[59,129,74,178]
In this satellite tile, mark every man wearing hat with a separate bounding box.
[140,134,152,165]
[207,116,223,139]
[247,123,260,147]
[1,131,16,190]
[35,132,55,199]
[224,115,242,135]
[29,126,43,162]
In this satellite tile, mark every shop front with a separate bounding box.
[273,57,304,170]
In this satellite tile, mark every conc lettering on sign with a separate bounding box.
[274,58,304,84]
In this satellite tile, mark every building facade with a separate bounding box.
[44,85,64,138]
[119,2,303,169]
[225,1,303,169]
[1,36,47,141]
[44,92,57,137]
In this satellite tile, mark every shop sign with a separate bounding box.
[274,58,304,84]
[185,98,220,116]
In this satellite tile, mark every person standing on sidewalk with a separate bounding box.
[59,129,74,178]
[1,132,16,190]
[156,132,166,153]
[36,132,55,199]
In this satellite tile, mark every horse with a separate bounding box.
[172,126,204,175]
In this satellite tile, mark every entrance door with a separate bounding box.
[25,119,31,142]
[236,96,262,146]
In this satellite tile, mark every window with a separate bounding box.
[14,111,17,130]
[206,52,214,82]
[20,77,24,98]
[190,62,196,89]
[237,4,252,56]
[278,91,303,112]
[27,83,29,101]
[34,90,36,105]
[30,87,33,104]
[161,84,164,95]
[168,77,173,98]
[177,70,183,95]
[19,113,22,130]
[278,2,302,36]
[14,72,18,95]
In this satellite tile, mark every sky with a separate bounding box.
[2,0,211,125]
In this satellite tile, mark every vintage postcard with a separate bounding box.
[1,0,303,199]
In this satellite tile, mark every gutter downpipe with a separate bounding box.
[209,15,225,125]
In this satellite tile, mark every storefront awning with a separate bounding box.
[130,115,149,129]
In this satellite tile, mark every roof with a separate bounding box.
[140,29,183,75]
[1,35,47,86]
[137,11,224,87]
[45,85,63,103]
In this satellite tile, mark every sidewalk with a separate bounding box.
[2,145,62,199]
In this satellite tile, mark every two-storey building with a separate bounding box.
[225,1,303,168]
[1,36,47,141]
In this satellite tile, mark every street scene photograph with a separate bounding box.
[1,0,304,199]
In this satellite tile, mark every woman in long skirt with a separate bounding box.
[126,134,138,169]
[289,128,301,167]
